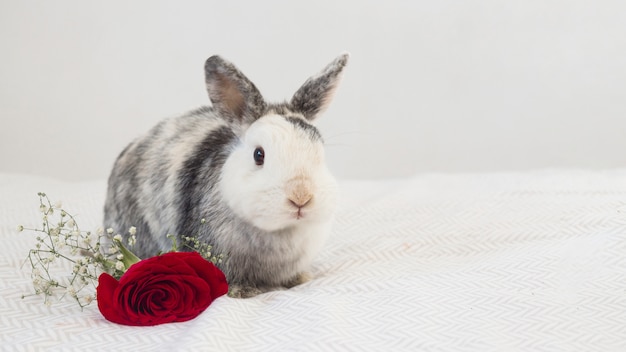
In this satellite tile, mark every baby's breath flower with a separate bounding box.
[200,218,206,224]
[32,277,42,288]
[81,233,92,248]
[55,241,66,251]
[23,193,223,310]
[54,200,62,209]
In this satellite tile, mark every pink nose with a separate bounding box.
[288,196,312,209]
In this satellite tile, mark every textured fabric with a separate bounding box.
[1,170,625,351]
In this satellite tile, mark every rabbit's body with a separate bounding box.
[104,54,348,297]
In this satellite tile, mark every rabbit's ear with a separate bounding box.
[290,53,349,121]
[205,56,266,124]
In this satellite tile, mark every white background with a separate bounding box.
[1,0,625,181]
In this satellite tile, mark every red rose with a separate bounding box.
[97,251,228,326]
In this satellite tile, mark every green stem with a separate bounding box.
[114,239,141,269]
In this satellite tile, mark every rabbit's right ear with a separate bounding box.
[205,56,266,125]
[290,53,349,122]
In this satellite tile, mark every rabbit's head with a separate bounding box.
[205,54,349,232]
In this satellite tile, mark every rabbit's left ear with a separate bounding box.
[290,53,349,121]
[205,56,266,125]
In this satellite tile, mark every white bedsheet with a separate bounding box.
[1,170,625,351]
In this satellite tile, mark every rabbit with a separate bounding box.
[103,53,349,298]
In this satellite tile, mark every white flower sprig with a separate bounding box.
[18,193,132,308]
[19,193,225,309]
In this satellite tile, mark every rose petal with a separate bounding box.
[97,273,127,325]
[181,252,229,299]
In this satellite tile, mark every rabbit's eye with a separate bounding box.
[253,147,265,166]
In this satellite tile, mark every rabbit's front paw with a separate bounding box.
[228,285,264,298]
[283,272,312,288]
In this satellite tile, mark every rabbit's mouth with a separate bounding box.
[287,198,311,220]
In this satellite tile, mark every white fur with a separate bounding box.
[220,114,337,230]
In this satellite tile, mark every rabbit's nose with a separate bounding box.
[288,195,312,209]
[286,175,313,209]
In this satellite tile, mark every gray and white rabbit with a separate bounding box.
[103,53,348,298]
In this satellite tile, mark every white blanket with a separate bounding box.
[1,170,625,351]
